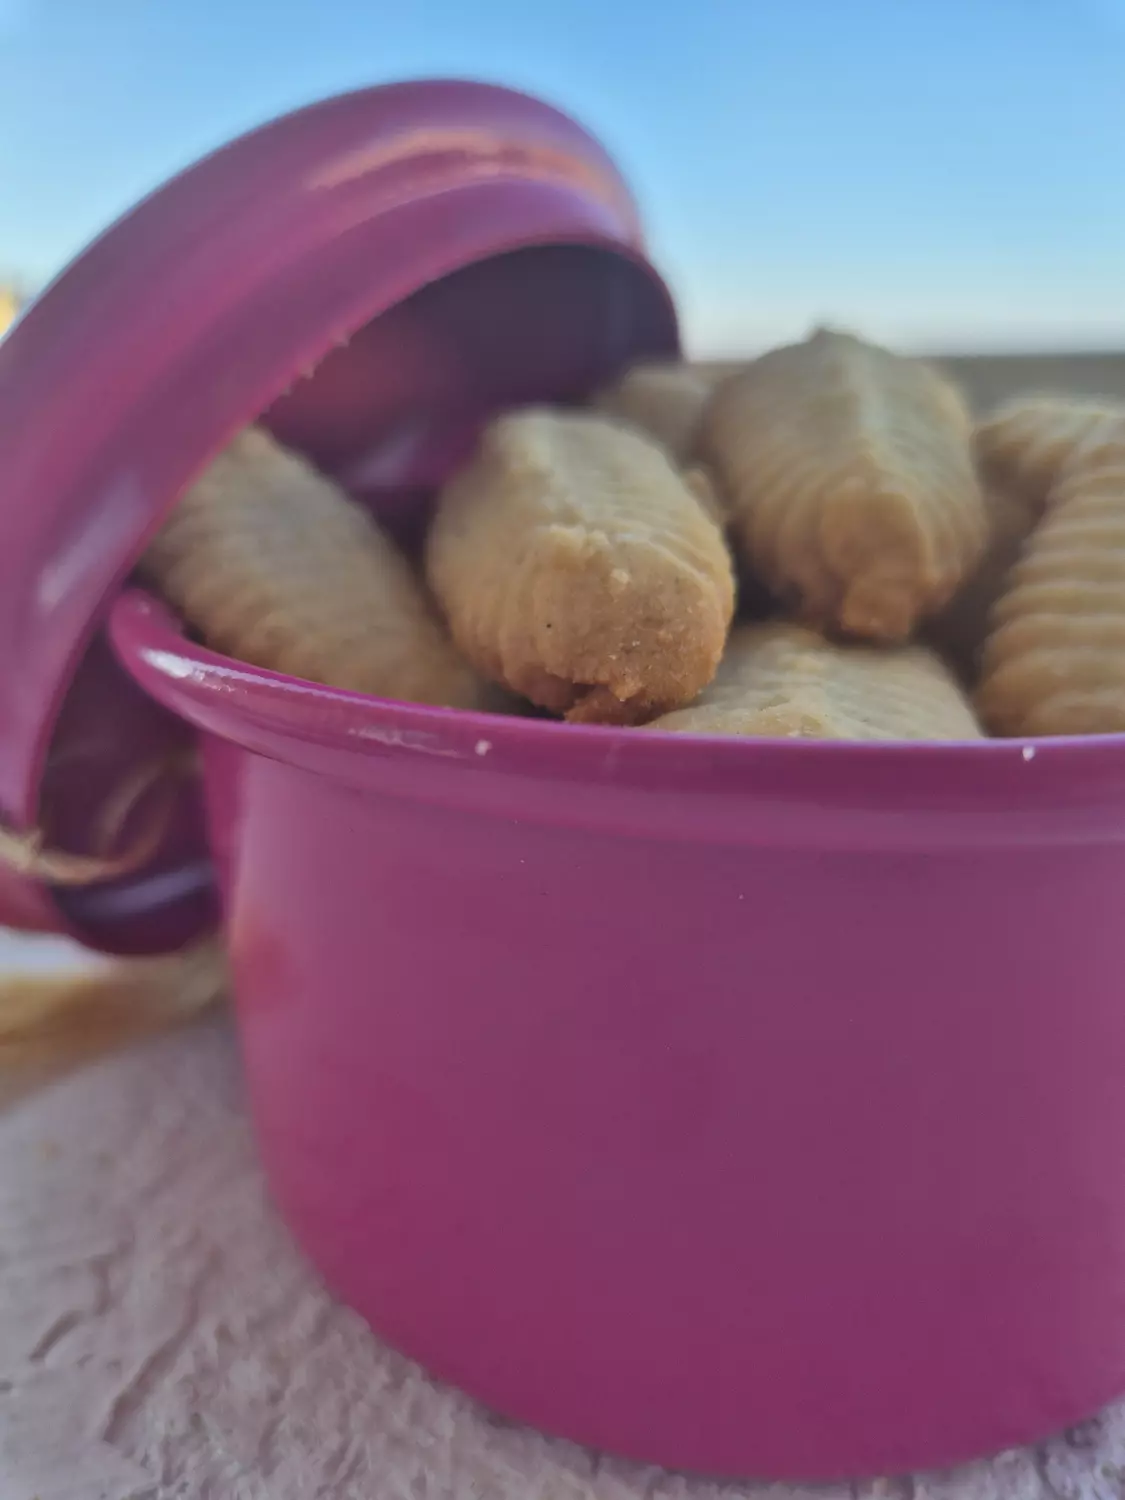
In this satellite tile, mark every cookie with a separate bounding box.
[975,396,1125,509]
[592,362,716,463]
[648,622,983,740]
[143,428,488,708]
[698,328,987,642]
[927,478,1043,683]
[976,441,1125,736]
[425,409,736,724]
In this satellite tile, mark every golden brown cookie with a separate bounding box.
[681,464,729,526]
[143,427,489,708]
[425,409,736,724]
[974,396,1125,509]
[698,328,987,642]
[592,362,716,464]
[927,478,1043,684]
[975,444,1125,736]
[648,622,983,740]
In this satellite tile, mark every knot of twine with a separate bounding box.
[0,751,201,888]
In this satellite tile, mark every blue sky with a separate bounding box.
[1,0,1124,354]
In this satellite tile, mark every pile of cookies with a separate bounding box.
[141,328,1125,743]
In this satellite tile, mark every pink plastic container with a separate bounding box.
[110,591,1125,1481]
[7,76,1125,1483]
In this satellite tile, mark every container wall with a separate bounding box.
[209,744,1125,1479]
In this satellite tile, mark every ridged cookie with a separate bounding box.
[143,427,488,708]
[698,329,987,642]
[927,478,1043,683]
[592,362,716,464]
[425,410,736,724]
[976,439,1125,736]
[648,622,983,740]
[975,396,1125,509]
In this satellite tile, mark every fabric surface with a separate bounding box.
[1,944,1123,1498]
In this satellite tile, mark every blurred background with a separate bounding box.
[1,0,1124,360]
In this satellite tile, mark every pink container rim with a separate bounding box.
[0,76,679,952]
[112,589,1125,855]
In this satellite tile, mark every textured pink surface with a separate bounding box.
[112,589,1125,1481]
[0,78,676,953]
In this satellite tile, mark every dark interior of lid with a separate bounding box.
[263,243,677,552]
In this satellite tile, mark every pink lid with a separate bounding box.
[0,79,678,954]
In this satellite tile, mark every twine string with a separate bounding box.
[0,751,200,887]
